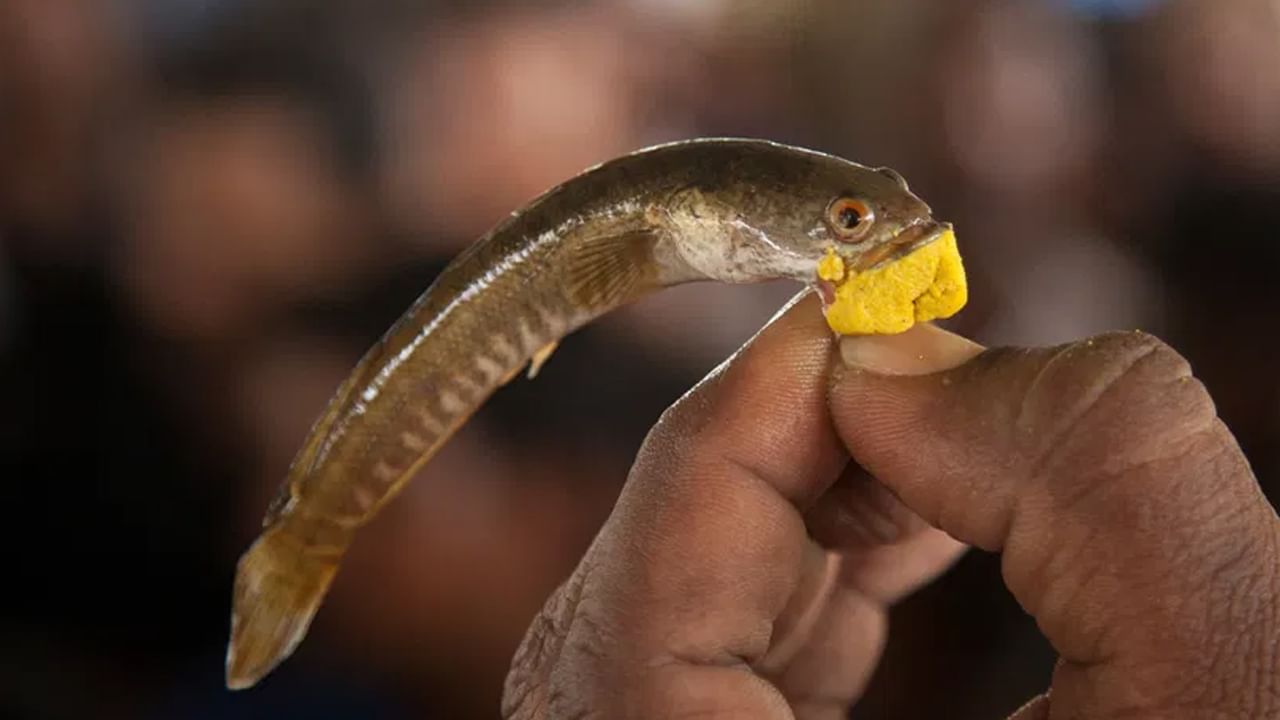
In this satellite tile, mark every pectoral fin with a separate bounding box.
[563,229,659,309]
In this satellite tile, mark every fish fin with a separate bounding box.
[527,340,560,379]
[226,525,340,690]
[563,229,659,308]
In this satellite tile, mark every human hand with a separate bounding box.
[502,293,1280,719]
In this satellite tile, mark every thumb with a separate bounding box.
[830,326,1280,718]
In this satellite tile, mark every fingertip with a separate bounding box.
[837,323,985,376]
[827,324,985,454]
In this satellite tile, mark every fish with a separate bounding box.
[225,137,958,689]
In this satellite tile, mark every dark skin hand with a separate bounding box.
[502,293,1280,719]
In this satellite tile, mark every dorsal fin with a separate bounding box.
[563,229,660,308]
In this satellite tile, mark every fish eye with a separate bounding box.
[827,197,875,241]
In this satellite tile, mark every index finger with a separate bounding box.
[604,290,846,663]
[504,291,850,718]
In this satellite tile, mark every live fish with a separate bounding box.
[226,138,966,688]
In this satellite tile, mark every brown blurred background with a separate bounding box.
[2,0,1278,718]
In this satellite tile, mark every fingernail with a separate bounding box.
[839,323,985,375]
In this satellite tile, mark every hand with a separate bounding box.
[502,293,1280,719]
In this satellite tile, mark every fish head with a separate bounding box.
[651,140,954,292]
[751,152,966,332]
[764,159,952,285]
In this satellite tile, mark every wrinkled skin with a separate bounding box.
[502,293,1280,719]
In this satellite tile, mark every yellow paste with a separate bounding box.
[822,229,967,336]
[817,247,847,284]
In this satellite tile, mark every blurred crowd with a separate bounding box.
[1,0,1278,718]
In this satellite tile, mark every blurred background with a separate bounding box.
[2,0,1278,717]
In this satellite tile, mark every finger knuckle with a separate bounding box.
[1262,549,1280,711]
[1018,332,1213,477]
[948,332,1278,712]
[502,597,564,718]
[1082,331,1198,408]
[1207,528,1280,714]
[503,569,607,719]
[1162,543,1280,716]
[998,334,1241,629]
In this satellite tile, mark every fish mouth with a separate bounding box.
[853,220,953,272]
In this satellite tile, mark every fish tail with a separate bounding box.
[225,524,341,690]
